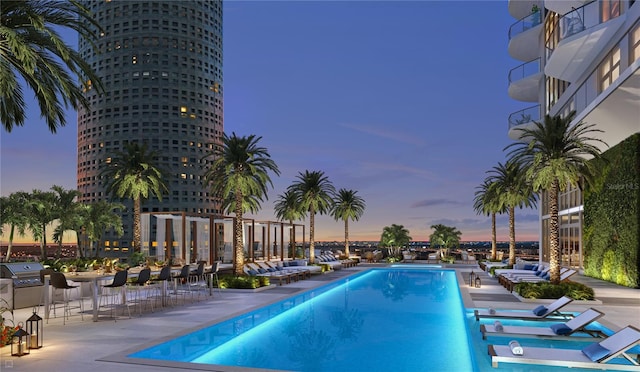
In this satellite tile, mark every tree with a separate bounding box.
[486,160,537,265]
[83,201,124,258]
[473,179,504,260]
[50,185,81,258]
[287,170,335,264]
[24,189,57,260]
[379,224,411,258]
[274,189,305,258]
[331,189,366,257]
[0,192,30,262]
[506,112,606,283]
[101,142,169,252]
[429,224,461,258]
[1,0,102,133]
[203,133,280,276]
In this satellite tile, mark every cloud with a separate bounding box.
[411,198,462,208]
[339,122,426,146]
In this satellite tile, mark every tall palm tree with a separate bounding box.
[288,170,335,263]
[50,185,81,258]
[473,179,504,260]
[506,112,606,283]
[379,224,411,258]
[274,189,305,259]
[331,189,366,257]
[24,189,57,260]
[203,133,280,276]
[0,192,30,262]
[1,0,102,132]
[101,142,168,252]
[486,160,537,265]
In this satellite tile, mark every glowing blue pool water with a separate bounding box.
[130,268,477,371]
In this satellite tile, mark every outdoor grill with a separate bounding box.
[0,262,45,309]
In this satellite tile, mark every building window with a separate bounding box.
[600,0,621,23]
[599,46,621,92]
[631,21,640,64]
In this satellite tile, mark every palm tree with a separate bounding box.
[486,160,537,265]
[101,142,169,252]
[429,224,461,258]
[50,185,81,258]
[379,224,411,258]
[287,170,335,264]
[83,201,124,258]
[1,0,102,133]
[24,189,57,260]
[331,189,366,257]
[203,133,280,276]
[506,111,606,283]
[473,179,504,260]
[274,190,305,259]
[0,192,30,262]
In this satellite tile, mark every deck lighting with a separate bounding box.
[26,309,43,349]
[11,323,30,357]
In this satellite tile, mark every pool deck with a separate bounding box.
[1,262,639,371]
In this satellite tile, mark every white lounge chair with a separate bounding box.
[488,325,640,370]
[504,268,577,292]
[474,295,574,321]
[481,308,605,340]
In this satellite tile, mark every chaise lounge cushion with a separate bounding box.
[550,323,572,335]
[532,305,548,316]
[581,342,610,362]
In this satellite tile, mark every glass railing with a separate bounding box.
[508,104,541,130]
[509,9,544,39]
[508,58,541,83]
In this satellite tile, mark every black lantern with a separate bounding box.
[26,309,43,349]
[475,276,481,288]
[469,270,476,287]
[11,323,30,357]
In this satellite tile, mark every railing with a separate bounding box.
[508,104,541,130]
[509,8,544,39]
[508,58,541,83]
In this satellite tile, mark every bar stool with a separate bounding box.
[99,269,130,320]
[173,264,191,304]
[126,268,154,315]
[49,272,84,324]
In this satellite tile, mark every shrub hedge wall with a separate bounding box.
[583,133,639,288]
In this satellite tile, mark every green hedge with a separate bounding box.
[583,133,639,288]
[515,281,594,300]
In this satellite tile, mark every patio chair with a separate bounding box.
[488,325,640,370]
[243,263,291,286]
[481,308,606,340]
[49,272,84,324]
[99,269,131,320]
[474,295,574,321]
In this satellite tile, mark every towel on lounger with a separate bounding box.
[488,308,496,314]
[509,340,524,356]
[494,320,504,332]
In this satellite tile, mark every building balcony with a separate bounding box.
[508,11,544,61]
[545,1,627,82]
[509,0,543,19]
[508,58,543,102]
[544,0,593,16]
[507,104,542,141]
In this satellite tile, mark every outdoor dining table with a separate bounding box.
[42,267,189,322]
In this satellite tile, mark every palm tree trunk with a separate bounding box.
[40,223,47,260]
[309,206,316,263]
[549,179,560,283]
[234,190,244,276]
[491,213,497,260]
[133,197,142,252]
[344,219,350,257]
[509,206,516,265]
[5,225,15,262]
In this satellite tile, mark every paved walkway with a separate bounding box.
[1,263,638,371]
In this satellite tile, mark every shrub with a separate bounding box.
[489,265,511,276]
[219,275,265,289]
[515,281,595,300]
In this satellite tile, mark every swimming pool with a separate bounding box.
[129,268,478,371]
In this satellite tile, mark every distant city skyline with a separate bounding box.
[0,1,540,245]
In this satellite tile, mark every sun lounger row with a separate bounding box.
[475,297,640,370]
[498,267,577,292]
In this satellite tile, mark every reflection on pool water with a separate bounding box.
[130,268,477,371]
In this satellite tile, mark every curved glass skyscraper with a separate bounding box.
[77,1,223,254]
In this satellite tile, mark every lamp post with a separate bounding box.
[26,309,43,349]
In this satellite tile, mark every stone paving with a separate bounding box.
[1,263,638,371]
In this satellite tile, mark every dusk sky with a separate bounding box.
[0,0,540,243]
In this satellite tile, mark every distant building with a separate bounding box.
[77,1,223,255]
[506,1,639,268]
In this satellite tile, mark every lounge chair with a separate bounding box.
[481,308,606,340]
[488,325,640,370]
[474,295,574,321]
[505,268,577,292]
[243,263,292,286]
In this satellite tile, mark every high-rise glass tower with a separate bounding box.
[77,0,223,254]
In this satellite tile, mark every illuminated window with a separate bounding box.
[180,106,187,113]
[105,157,112,164]
[631,22,640,64]
[180,173,187,179]
[132,55,137,64]
[599,46,621,92]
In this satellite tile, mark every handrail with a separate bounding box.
[508,104,541,130]
[508,58,541,83]
[509,8,544,39]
